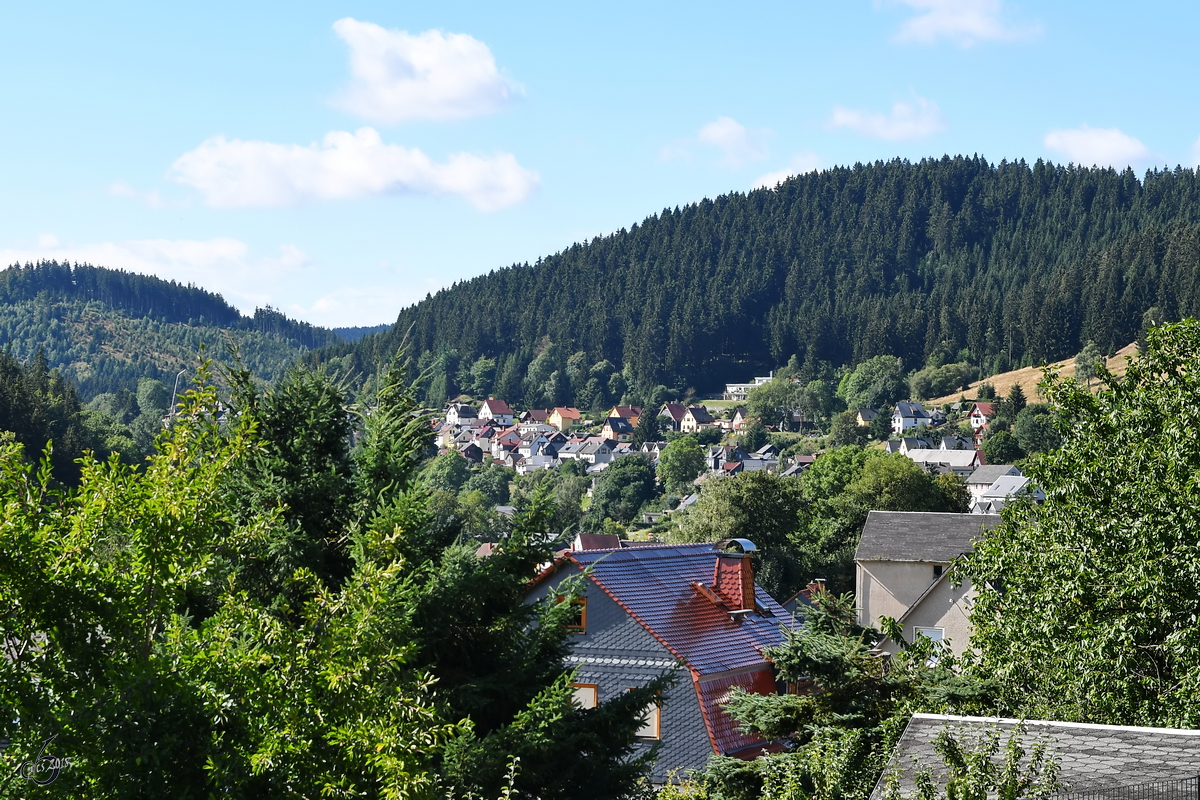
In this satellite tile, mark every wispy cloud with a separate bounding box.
[887,0,1041,47]
[753,153,822,189]
[169,127,539,211]
[1043,125,1152,169]
[0,237,309,314]
[829,97,945,141]
[661,116,771,168]
[332,18,519,124]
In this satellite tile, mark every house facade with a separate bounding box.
[527,541,796,782]
[479,398,515,426]
[549,406,582,431]
[680,406,715,433]
[892,402,932,435]
[855,511,1001,656]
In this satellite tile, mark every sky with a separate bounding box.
[2,1,1199,329]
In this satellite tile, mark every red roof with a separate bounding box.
[695,669,779,754]
[609,405,642,419]
[973,402,995,417]
[481,398,514,416]
[565,544,793,675]
[660,402,687,422]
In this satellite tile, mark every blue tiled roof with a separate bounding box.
[569,543,796,675]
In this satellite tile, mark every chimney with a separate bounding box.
[712,539,758,612]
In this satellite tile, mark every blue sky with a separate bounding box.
[2,1,1198,328]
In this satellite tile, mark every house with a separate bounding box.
[896,437,936,454]
[527,541,796,782]
[706,445,749,472]
[892,402,932,435]
[730,407,750,432]
[721,461,744,476]
[579,439,615,465]
[901,448,981,478]
[971,474,1043,514]
[723,374,774,402]
[601,416,635,442]
[479,398,515,426]
[659,403,688,432]
[549,407,582,431]
[938,436,974,451]
[680,406,715,434]
[639,441,669,461]
[608,405,643,426]
[966,465,1021,501]
[875,714,1200,800]
[445,403,479,426]
[855,511,1000,656]
[855,408,878,427]
[456,442,484,463]
[520,409,550,424]
[969,402,995,432]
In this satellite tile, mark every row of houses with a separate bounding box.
[527,501,1164,790]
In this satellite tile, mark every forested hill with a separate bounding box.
[323,156,1200,408]
[0,261,342,398]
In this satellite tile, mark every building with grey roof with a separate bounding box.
[874,714,1200,800]
[856,512,1000,656]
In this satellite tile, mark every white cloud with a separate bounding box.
[1043,125,1152,169]
[753,153,822,189]
[697,117,770,167]
[887,0,1041,47]
[829,97,945,141]
[0,237,308,314]
[662,116,771,167]
[332,18,518,124]
[108,181,168,209]
[169,127,539,211]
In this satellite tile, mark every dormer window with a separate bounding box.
[557,595,587,633]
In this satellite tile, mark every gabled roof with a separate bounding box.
[894,401,929,418]
[874,714,1200,800]
[972,401,995,417]
[603,416,634,434]
[855,511,1001,563]
[903,449,979,468]
[552,406,581,419]
[660,402,688,422]
[967,464,1021,485]
[481,398,514,416]
[981,474,1032,498]
[609,405,643,419]
[565,543,794,675]
[685,406,715,424]
[856,408,879,421]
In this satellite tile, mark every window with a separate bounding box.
[914,626,944,643]
[557,595,587,633]
[571,683,598,709]
[629,689,661,739]
[933,564,944,579]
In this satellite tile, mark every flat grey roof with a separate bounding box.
[873,714,1200,800]
[855,511,1000,563]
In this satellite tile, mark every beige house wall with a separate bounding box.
[857,560,945,630]
[898,576,976,658]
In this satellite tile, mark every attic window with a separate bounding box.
[933,564,944,579]
[629,689,661,739]
[571,683,598,709]
[557,595,587,633]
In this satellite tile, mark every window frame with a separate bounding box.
[629,688,662,740]
[557,594,587,633]
[571,683,598,709]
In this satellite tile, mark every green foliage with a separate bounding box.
[462,463,514,506]
[422,451,473,494]
[631,408,663,447]
[1012,405,1060,455]
[837,357,907,411]
[748,378,801,430]
[670,471,809,600]
[582,453,658,530]
[1074,340,1103,387]
[909,363,977,401]
[964,319,1200,726]
[981,430,1023,464]
[738,420,768,452]
[657,436,706,493]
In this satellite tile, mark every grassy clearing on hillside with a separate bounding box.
[926,342,1138,406]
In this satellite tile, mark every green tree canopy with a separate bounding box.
[656,435,706,493]
[581,453,658,530]
[837,356,907,411]
[965,319,1200,727]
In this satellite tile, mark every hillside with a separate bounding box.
[320,157,1200,410]
[0,261,341,397]
[926,341,1139,406]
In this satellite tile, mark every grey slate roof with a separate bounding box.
[874,714,1200,800]
[855,511,1001,563]
[967,464,1021,486]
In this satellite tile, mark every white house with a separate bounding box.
[479,398,515,427]
[892,402,932,435]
